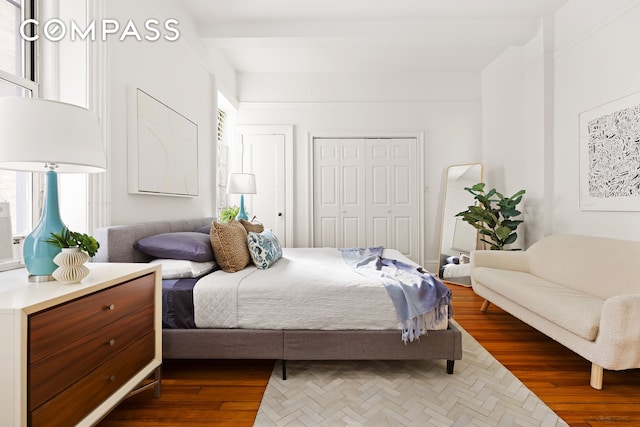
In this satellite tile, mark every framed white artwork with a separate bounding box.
[128,87,199,197]
[579,91,640,211]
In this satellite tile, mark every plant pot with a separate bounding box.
[52,247,90,284]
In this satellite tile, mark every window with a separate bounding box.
[0,0,36,235]
[216,108,228,214]
[216,91,239,216]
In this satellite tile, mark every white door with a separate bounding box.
[313,137,420,261]
[366,138,418,260]
[240,133,286,244]
[314,139,366,248]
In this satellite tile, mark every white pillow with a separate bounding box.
[150,259,217,279]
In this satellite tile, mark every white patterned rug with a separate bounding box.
[254,321,568,426]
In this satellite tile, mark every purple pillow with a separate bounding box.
[134,232,214,262]
[194,223,212,234]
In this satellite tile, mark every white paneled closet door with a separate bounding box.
[313,137,419,261]
[314,139,367,248]
[366,138,418,260]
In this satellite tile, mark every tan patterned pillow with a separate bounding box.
[239,219,264,234]
[209,220,251,272]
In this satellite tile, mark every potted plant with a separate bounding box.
[455,183,525,250]
[44,227,100,257]
[220,206,241,223]
[44,227,100,283]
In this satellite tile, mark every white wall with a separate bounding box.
[237,72,482,269]
[39,0,92,233]
[481,20,553,249]
[151,0,238,107]
[552,0,640,240]
[481,0,640,245]
[106,0,222,225]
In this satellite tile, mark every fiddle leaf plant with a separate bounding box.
[455,183,525,250]
[44,227,100,257]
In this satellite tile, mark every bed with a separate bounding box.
[439,254,472,286]
[93,217,462,377]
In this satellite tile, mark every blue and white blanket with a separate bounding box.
[341,246,452,343]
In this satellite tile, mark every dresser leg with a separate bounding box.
[153,365,162,397]
[125,365,162,399]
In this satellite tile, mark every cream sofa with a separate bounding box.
[470,234,640,389]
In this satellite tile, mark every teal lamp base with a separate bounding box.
[23,170,65,282]
[235,194,249,221]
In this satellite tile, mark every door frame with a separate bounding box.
[236,125,294,247]
[308,130,425,265]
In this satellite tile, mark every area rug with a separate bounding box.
[254,320,568,426]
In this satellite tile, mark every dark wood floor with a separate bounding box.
[99,285,640,426]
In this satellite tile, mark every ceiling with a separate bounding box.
[180,0,569,74]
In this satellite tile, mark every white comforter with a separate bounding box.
[193,247,447,330]
[442,262,471,278]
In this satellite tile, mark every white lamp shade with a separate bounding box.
[0,97,106,173]
[227,173,256,194]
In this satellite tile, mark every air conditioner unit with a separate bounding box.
[0,202,13,261]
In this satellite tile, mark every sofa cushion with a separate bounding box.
[526,234,640,299]
[473,267,603,341]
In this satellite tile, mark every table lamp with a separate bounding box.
[0,97,106,282]
[227,173,256,221]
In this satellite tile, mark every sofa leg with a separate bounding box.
[590,363,603,390]
[480,300,490,312]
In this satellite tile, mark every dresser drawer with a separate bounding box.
[29,331,155,427]
[29,304,154,411]
[29,273,154,363]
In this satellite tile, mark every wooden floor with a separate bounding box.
[99,285,640,426]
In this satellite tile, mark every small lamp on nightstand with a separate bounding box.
[0,97,106,282]
[227,173,256,221]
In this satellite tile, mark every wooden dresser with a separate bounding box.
[0,262,162,427]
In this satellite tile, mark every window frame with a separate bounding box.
[0,0,38,270]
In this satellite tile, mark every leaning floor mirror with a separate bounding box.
[438,163,483,286]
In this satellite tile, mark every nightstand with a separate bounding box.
[0,262,162,427]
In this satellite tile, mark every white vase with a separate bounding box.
[52,247,90,284]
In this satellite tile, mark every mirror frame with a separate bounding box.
[438,163,483,286]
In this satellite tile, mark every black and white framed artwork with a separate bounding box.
[579,91,640,211]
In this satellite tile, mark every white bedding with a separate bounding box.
[442,262,471,279]
[193,247,448,331]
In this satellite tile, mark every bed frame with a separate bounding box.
[94,218,462,378]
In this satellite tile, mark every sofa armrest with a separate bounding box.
[470,249,529,272]
[600,294,640,347]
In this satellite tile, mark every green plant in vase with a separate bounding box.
[44,227,100,257]
[44,227,99,283]
[455,183,525,250]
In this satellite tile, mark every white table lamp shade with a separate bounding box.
[226,173,256,221]
[0,97,106,173]
[227,173,256,195]
[0,96,106,281]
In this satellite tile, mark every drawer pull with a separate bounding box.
[106,304,115,311]
[109,339,115,346]
[108,375,116,382]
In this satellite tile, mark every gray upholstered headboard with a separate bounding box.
[93,217,214,263]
